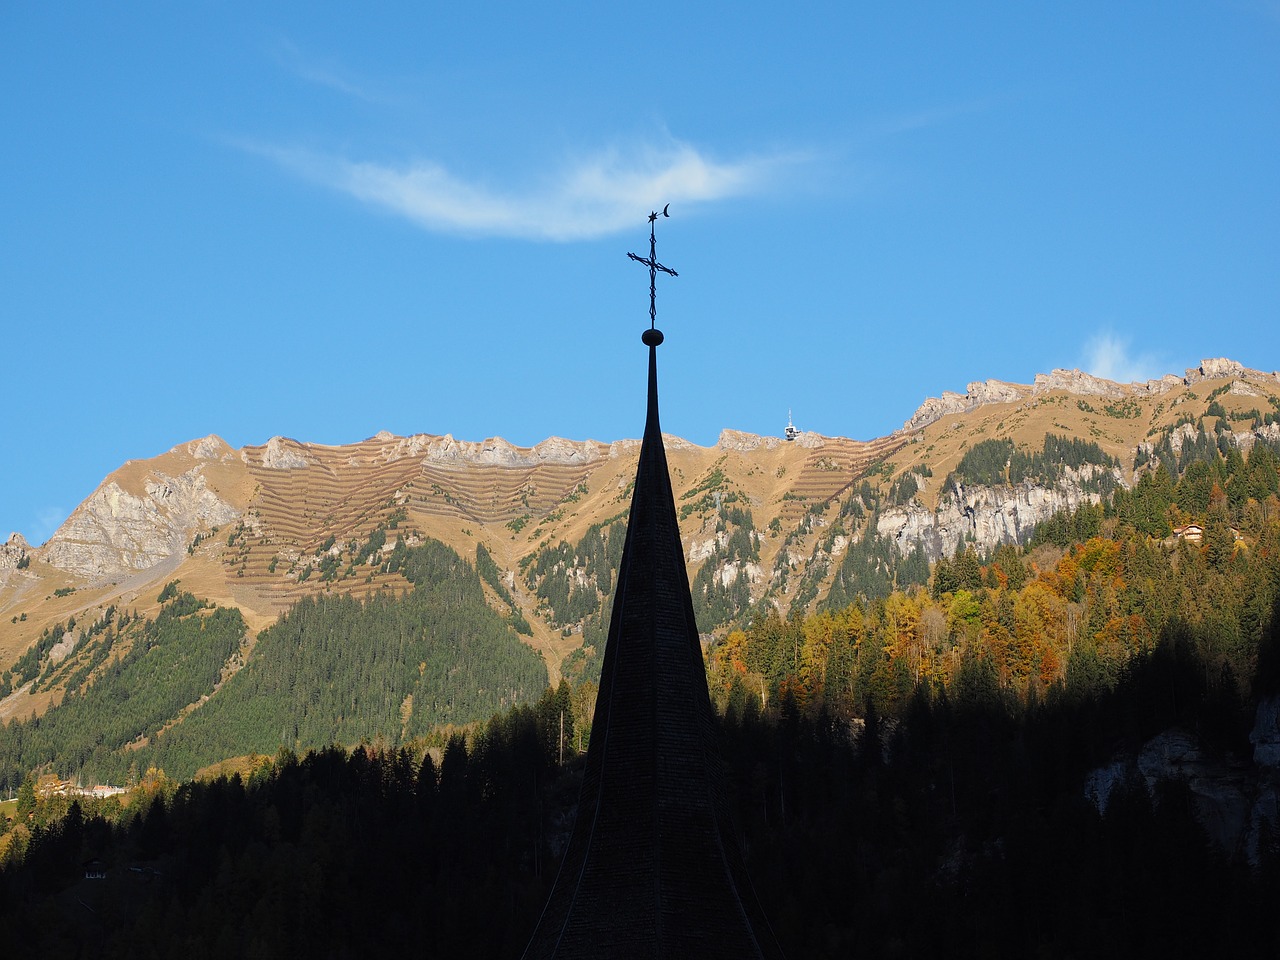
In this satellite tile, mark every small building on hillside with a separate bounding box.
[1172,523,1204,543]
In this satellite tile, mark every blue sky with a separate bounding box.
[3,2,1278,546]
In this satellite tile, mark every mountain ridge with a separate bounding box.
[3,356,1278,705]
[898,357,1279,433]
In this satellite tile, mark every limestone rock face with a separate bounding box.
[186,435,235,460]
[533,436,605,464]
[423,434,605,467]
[0,533,31,588]
[901,375,1068,432]
[0,533,28,570]
[255,437,310,470]
[661,433,699,451]
[1193,358,1245,381]
[1166,422,1200,454]
[793,431,825,449]
[41,470,240,581]
[1085,704,1280,864]
[1252,697,1280,770]
[969,379,1025,406]
[901,358,1274,434]
[902,391,971,432]
[1184,358,1280,386]
[687,534,723,565]
[48,626,81,667]
[717,429,782,452]
[715,560,762,588]
[1248,697,1280,863]
[1137,730,1254,855]
[608,438,642,458]
[1033,368,1126,398]
[381,434,433,463]
[1138,374,1184,394]
[876,465,1117,561]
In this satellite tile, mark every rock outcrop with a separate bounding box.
[42,469,240,581]
[253,437,311,470]
[187,435,235,460]
[379,434,433,463]
[876,465,1118,561]
[1084,698,1280,864]
[902,358,1279,433]
[1188,357,1245,382]
[901,380,1031,432]
[1248,696,1280,863]
[0,533,31,588]
[0,533,28,569]
[423,434,606,467]
[717,430,782,453]
[1032,369,1126,398]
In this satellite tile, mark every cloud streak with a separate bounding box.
[1082,331,1164,384]
[868,97,1003,138]
[31,506,68,547]
[252,141,794,240]
[275,39,380,102]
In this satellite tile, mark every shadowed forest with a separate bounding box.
[3,606,1279,958]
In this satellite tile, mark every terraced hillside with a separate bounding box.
[3,357,1279,723]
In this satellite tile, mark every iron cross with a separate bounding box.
[627,205,678,330]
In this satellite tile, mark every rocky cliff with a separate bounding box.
[876,464,1121,562]
[880,358,1280,563]
[1085,696,1280,864]
[40,437,243,581]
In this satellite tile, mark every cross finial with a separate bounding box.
[628,205,677,344]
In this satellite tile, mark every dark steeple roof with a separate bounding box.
[521,330,784,959]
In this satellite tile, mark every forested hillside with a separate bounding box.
[706,434,1279,721]
[0,596,245,792]
[0,540,547,788]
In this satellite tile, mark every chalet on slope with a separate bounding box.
[1172,523,1205,544]
[520,324,784,959]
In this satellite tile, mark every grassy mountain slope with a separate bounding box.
[2,358,1277,730]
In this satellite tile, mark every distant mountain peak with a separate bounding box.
[903,357,1278,433]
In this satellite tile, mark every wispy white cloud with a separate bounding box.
[1082,331,1165,384]
[249,140,797,240]
[868,97,1002,138]
[31,506,67,546]
[275,39,379,102]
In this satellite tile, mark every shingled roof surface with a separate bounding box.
[521,338,784,959]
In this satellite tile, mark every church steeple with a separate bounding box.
[520,213,783,959]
